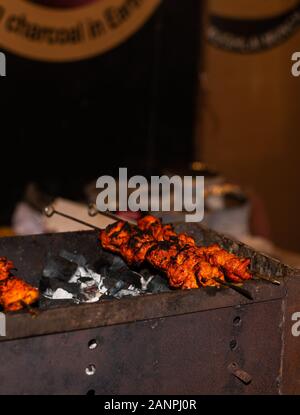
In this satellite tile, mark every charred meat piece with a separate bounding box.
[0,277,39,312]
[138,215,195,247]
[100,221,132,253]
[0,257,14,281]
[99,215,252,290]
[120,228,155,266]
[146,241,179,272]
[203,244,252,282]
[0,257,39,312]
[138,216,251,283]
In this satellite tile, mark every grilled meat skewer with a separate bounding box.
[43,206,253,291]
[138,215,252,283]
[100,217,251,289]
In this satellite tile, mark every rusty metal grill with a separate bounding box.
[0,223,299,395]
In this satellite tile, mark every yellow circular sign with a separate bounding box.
[0,0,161,62]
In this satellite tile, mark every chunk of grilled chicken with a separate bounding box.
[131,239,224,289]
[138,215,195,246]
[120,231,156,266]
[99,215,251,289]
[0,277,39,312]
[0,257,14,281]
[203,245,252,282]
[138,215,251,283]
[100,221,132,253]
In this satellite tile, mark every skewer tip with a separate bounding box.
[88,203,98,217]
[44,205,55,218]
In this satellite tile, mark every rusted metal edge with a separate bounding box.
[278,291,287,395]
[0,280,287,343]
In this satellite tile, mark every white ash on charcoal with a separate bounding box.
[39,250,171,308]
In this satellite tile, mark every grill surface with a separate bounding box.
[0,224,299,394]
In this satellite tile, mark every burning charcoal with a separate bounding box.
[43,287,75,301]
[78,284,107,303]
[69,266,102,284]
[102,276,120,291]
[43,254,77,281]
[108,280,127,296]
[117,269,143,288]
[78,277,94,285]
[52,288,74,300]
[140,275,154,291]
[79,278,97,290]
[114,284,143,299]
[40,277,80,296]
[97,265,110,278]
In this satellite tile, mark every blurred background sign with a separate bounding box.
[0,0,202,226]
[0,0,161,61]
[207,0,300,53]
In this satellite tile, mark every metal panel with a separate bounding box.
[0,300,282,395]
[0,224,296,394]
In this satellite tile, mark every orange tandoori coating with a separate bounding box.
[0,277,39,312]
[138,215,252,283]
[0,257,39,312]
[100,215,251,290]
[0,257,14,281]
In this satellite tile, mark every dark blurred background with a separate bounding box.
[1,0,300,264]
[0,0,200,222]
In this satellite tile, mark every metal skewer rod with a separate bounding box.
[254,274,281,286]
[44,206,103,231]
[214,277,253,301]
[88,203,137,224]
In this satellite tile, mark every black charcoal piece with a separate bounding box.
[93,250,116,269]
[60,250,87,267]
[78,277,94,284]
[98,265,110,278]
[40,277,81,296]
[116,269,142,288]
[102,276,119,291]
[108,280,127,296]
[43,254,77,281]
[147,275,171,293]
[110,255,128,271]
